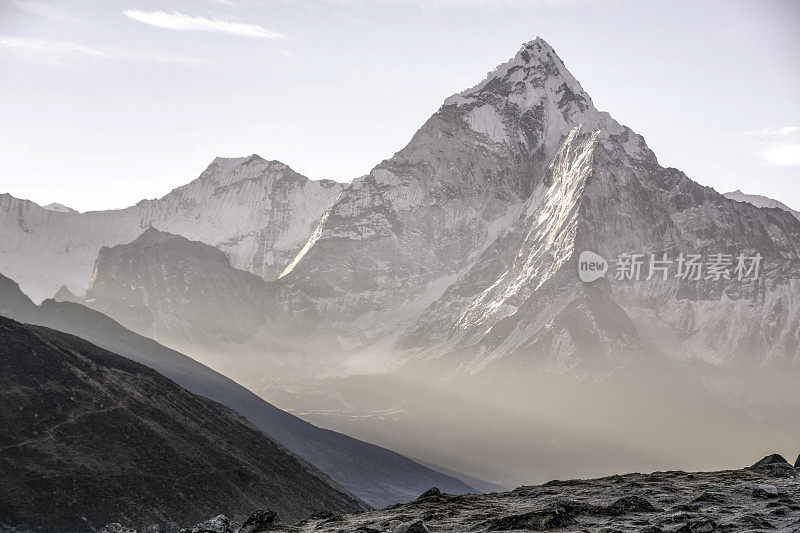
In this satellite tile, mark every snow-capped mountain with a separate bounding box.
[724,189,800,221]
[276,39,621,359]
[0,156,342,302]
[277,37,800,372]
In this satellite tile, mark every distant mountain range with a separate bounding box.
[0,156,341,304]
[0,315,366,531]
[724,189,800,221]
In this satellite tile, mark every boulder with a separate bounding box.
[392,519,431,533]
[239,510,278,533]
[178,515,235,533]
[603,495,660,516]
[99,525,138,533]
[795,454,800,468]
[752,484,779,498]
[676,519,718,532]
[489,501,585,531]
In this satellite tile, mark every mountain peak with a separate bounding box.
[443,36,592,113]
[43,202,78,214]
[195,154,302,187]
[135,225,173,243]
[53,284,81,303]
[211,154,267,167]
[518,35,558,61]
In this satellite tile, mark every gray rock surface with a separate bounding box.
[179,515,236,533]
[239,510,278,533]
[174,466,800,532]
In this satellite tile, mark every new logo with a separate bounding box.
[578,251,607,283]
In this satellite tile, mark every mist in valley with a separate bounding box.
[254,348,800,489]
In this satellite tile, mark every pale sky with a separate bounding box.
[1,0,799,212]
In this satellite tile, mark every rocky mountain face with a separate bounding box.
[725,189,800,221]
[276,38,607,358]
[83,227,276,364]
[275,37,800,373]
[0,156,342,303]
[0,273,475,509]
[79,228,346,379]
[0,315,366,532]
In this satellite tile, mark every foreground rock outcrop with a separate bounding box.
[171,462,800,532]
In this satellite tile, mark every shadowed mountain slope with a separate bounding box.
[0,316,366,532]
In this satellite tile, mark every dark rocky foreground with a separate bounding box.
[0,317,365,532]
[155,456,800,533]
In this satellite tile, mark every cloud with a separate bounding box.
[123,10,286,40]
[758,144,800,167]
[10,0,73,22]
[0,36,203,66]
[747,126,800,168]
[751,126,799,137]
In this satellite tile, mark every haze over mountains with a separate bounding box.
[2,37,799,489]
[0,273,474,508]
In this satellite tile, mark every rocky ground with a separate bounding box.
[113,454,800,533]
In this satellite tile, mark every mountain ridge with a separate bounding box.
[724,189,800,221]
[0,153,343,303]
